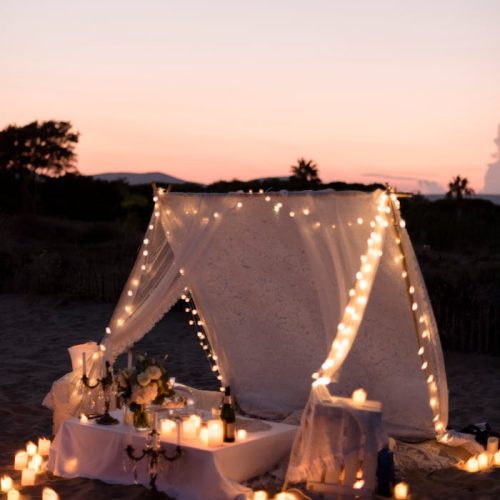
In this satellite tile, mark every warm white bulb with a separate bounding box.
[357,217,363,225]
[409,286,415,294]
[127,290,133,296]
[143,250,149,256]
[289,211,295,217]
[105,327,111,334]
[155,211,160,217]
[143,238,149,245]
[265,196,271,202]
[141,265,146,271]
[418,347,424,355]
[236,202,243,208]
[213,212,219,218]
[303,208,310,215]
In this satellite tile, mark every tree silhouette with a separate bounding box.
[290,158,322,185]
[446,175,474,200]
[0,120,79,177]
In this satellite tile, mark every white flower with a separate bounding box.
[147,366,162,380]
[137,372,151,387]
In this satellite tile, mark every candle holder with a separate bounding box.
[81,361,119,426]
[125,429,182,492]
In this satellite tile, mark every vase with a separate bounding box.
[133,405,150,431]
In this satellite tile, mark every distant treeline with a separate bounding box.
[1,170,499,354]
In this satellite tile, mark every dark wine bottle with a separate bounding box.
[220,386,235,443]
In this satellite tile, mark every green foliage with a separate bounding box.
[0,120,79,176]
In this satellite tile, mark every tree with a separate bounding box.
[446,175,475,200]
[0,120,79,177]
[290,158,322,185]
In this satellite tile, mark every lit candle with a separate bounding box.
[82,352,87,377]
[465,457,479,473]
[29,454,43,472]
[7,490,20,500]
[160,419,177,437]
[351,388,367,405]
[80,414,89,424]
[253,491,268,500]
[274,493,299,500]
[21,468,36,486]
[42,487,60,500]
[182,419,198,440]
[26,441,37,456]
[236,429,248,441]
[199,425,209,446]
[353,479,365,489]
[207,419,224,446]
[14,451,28,470]
[189,414,202,430]
[38,437,51,457]
[487,436,499,455]
[394,482,409,499]
[494,451,500,466]
[477,452,489,470]
[1,476,13,492]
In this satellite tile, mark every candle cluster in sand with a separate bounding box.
[463,437,500,472]
[7,436,59,499]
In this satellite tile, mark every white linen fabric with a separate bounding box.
[47,410,297,500]
[45,189,447,443]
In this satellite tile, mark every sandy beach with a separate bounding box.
[1,294,499,499]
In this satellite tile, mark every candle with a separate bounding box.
[189,414,202,430]
[182,419,199,440]
[82,352,87,377]
[394,481,409,499]
[353,479,365,489]
[7,490,20,500]
[352,388,367,405]
[236,429,248,441]
[26,441,37,456]
[274,493,299,500]
[253,491,268,500]
[207,419,224,446]
[29,454,43,472]
[199,425,209,446]
[80,414,89,424]
[127,350,133,369]
[42,487,60,500]
[477,452,489,470]
[160,419,177,437]
[21,468,36,486]
[465,457,479,473]
[1,476,13,492]
[494,451,500,466]
[487,436,499,455]
[14,451,28,470]
[38,437,51,457]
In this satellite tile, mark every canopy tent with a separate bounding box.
[46,188,448,484]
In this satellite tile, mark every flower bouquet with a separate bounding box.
[117,353,175,430]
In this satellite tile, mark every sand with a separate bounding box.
[0,294,499,499]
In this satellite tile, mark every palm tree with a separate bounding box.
[446,176,474,200]
[290,158,322,185]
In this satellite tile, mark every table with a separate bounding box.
[47,410,297,500]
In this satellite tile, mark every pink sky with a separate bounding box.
[1,0,499,192]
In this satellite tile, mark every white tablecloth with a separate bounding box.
[48,410,297,500]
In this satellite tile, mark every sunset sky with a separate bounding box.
[1,0,499,192]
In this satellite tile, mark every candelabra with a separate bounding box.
[125,428,183,492]
[81,360,119,425]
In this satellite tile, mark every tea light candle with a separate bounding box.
[274,493,299,499]
[38,437,51,456]
[253,491,268,500]
[394,481,409,499]
[199,425,209,446]
[26,441,37,456]
[494,451,500,466]
[352,388,367,405]
[477,452,489,470]
[42,487,60,500]
[182,419,199,440]
[487,436,499,455]
[7,490,20,500]
[21,467,36,486]
[14,451,28,470]
[466,456,479,473]
[80,414,89,424]
[236,429,248,441]
[207,419,224,446]
[1,476,13,492]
